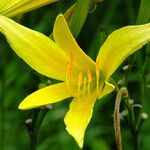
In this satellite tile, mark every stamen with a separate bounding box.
[66,54,73,88]
[66,63,71,79]
[87,69,92,95]
[83,77,87,93]
[96,60,100,92]
[78,72,83,95]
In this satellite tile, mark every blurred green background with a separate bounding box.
[0,0,150,150]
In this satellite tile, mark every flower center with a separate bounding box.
[65,60,103,97]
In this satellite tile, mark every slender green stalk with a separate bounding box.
[26,110,39,150]
[136,113,148,132]
[132,131,139,150]
[29,132,37,150]
[124,99,140,150]
[35,107,50,133]
[26,108,50,150]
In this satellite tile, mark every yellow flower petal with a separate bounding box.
[0,0,27,14]
[0,0,58,17]
[64,92,97,148]
[0,16,69,81]
[19,82,71,110]
[98,81,115,99]
[53,14,95,74]
[96,23,150,79]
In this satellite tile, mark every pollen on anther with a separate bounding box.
[87,69,92,83]
[87,69,92,95]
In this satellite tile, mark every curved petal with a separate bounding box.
[98,81,115,99]
[53,14,95,74]
[96,23,150,79]
[0,0,28,14]
[64,92,97,148]
[19,82,71,110]
[0,0,58,17]
[0,16,69,81]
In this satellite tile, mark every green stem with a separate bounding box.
[36,108,49,131]
[123,93,141,150]
[30,132,37,150]
[124,99,140,150]
[26,108,49,150]
[131,131,139,150]
[27,110,39,150]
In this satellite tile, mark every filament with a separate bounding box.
[83,77,87,93]
[78,72,83,95]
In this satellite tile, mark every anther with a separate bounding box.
[66,53,73,88]
[87,69,92,95]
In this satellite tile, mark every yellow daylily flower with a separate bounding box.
[0,14,150,148]
[0,0,58,17]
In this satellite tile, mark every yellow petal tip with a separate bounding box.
[18,100,30,110]
[65,126,83,149]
